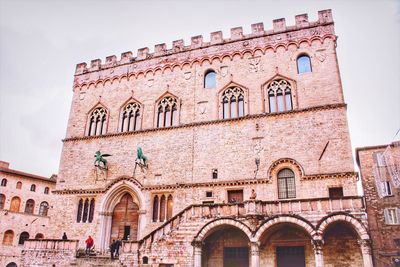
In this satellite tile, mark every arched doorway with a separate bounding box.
[202,225,250,267]
[6,262,17,267]
[111,193,139,241]
[258,223,313,267]
[322,221,363,267]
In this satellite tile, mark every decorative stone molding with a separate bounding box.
[268,158,304,180]
[311,238,324,254]
[317,213,369,240]
[358,239,372,255]
[254,215,316,241]
[195,218,253,241]
[63,103,347,143]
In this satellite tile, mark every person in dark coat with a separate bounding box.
[110,239,116,259]
[115,239,122,257]
[62,232,68,240]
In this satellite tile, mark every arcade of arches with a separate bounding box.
[194,219,371,267]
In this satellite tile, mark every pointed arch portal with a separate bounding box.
[111,193,139,241]
[98,179,144,253]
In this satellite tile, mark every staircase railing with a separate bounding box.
[132,196,364,253]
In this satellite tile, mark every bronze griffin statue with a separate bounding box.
[94,151,112,170]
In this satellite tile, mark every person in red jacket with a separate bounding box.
[85,235,94,256]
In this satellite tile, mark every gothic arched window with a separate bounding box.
[44,187,49,194]
[82,198,89,223]
[87,107,107,136]
[277,168,296,199]
[39,201,49,216]
[77,198,83,223]
[152,195,159,222]
[88,198,95,223]
[166,195,173,220]
[3,230,14,245]
[121,102,141,132]
[10,197,21,212]
[30,184,36,192]
[204,70,216,89]
[0,194,5,209]
[159,195,166,222]
[222,87,245,119]
[1,178,7,187]
[297,54,312,74]
[18,232,29,245]
[16,181,22,189]
[157,96,178,128]
[24,199,35,214]
[267,80,293,113]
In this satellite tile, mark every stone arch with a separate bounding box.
[317,213,369,240]
[194,218,252,241]
[267,158,304,180]
[254,215,316,242]
[98,178,145,252]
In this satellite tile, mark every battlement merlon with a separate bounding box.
[74,9,334,77]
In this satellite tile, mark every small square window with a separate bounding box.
[212,169,218,179]
[206,191,213,198]
[329,187,343,199]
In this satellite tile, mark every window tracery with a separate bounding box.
[30,184,36,192]
[157,96,178,128]
[222,87,245,119]
[1,178,7,187]
[77,198,95,223]
[152,194,173,222]
[87,107,107,136]
[121,102,141,132]
[267,79,293,113]
[44,187,49,194]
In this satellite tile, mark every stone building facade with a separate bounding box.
[0,161,56,267]
[20,9,374,267]
[356,141,400,267]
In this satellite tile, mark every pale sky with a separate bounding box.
[0,0,399,177]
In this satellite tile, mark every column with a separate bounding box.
[193,240,203,267]
[358,239,374,267]
[249,241,260,267]
[312,238,324,267]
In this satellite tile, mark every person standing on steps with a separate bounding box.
[110,239,116,259]
[85,235,94,256]
[115,238,122,258]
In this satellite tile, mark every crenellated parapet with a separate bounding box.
[73,10,335,89]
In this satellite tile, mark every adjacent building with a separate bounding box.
[356,141,400,267]
[0,161,56,267]
[19,9,375,267]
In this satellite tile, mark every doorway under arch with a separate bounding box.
[111,193,139,241]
